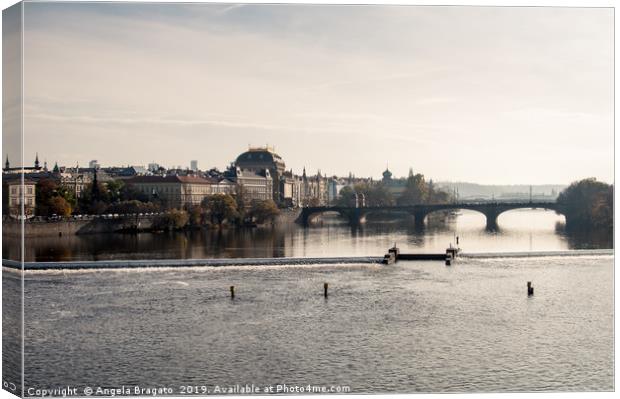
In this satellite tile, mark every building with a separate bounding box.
[210,178,236,195]
[381,167,406,196]
[126,175,218,209]
[234,167,273,206]
[190,160,198,172]
[235,146,285,204]
[3,153,44,175]
[104,166,149,179]
[280,171,300,207]
[299,168,330,206]
[89,160,100,169]
[7,179,36,218]
[59,170,91,199]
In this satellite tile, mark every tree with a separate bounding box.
[105,180,125,203]
[398,170,428,205]
[248,199,279,224]
[35,178,76,216]
[367,183,394,206]
[234,184,247,214]
[120,183,149,202]
[557,178,613,230]
[187,205,205,227]
[49,196,72,216]
[336,182,394,207]
[78,179,111,214]
[202,194,239,227]
[153,209,189,230]
[167,209,189,229]
[336,186,356,207]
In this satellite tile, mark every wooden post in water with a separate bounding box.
[324,282,328,298]
[230,285,235,299]
[527,282,534,296]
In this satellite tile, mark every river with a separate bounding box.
[1,209,613,262]
[1,209,614,394]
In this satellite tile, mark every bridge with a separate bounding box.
[297,201,567,230]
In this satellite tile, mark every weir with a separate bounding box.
[2,248,609,271]
[2,256,385,271]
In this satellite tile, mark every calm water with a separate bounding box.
[2,209,613,262]
[1,209,614,394]
[2,255,614,394]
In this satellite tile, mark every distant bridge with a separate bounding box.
[297,201,567,230]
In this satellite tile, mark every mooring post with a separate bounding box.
[230,285,235,299]
[324,282,328,298]
[527,281,534,296]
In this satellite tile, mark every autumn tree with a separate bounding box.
[248,199,280,224]
[48,196,72,216]
[35,178,75,216]
[202,194,239,227]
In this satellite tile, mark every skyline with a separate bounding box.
[2,2,614,185]
[3,149,600,188]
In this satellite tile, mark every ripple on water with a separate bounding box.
[3,255,613,393]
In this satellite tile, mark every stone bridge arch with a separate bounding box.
[298,202,566,230]
[413,206,489,229]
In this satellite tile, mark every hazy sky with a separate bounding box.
[5,2,614,184]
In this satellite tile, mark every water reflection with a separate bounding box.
[2,209,611,262]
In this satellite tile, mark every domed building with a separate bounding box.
[382,168,393,182]
[235,146,286,204]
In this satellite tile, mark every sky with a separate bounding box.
[2,2,614,184]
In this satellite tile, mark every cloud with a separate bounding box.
[14,3,614,184]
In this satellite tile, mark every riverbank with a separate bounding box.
[2,208,304,237]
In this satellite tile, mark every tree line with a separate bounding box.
[336,169,452,207]
[3,177,279,230]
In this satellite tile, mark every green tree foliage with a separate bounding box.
[202,194,239,227]
[398,169,428,205]
[557,178,613,230]
[248,199,280,224]
[153,209,189,230]
[336,183,394,207]
[105,180,125,203]
[78,181,111,214]
[337,171,451,208]
[120,183,149,202]
[187,205,205,227]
